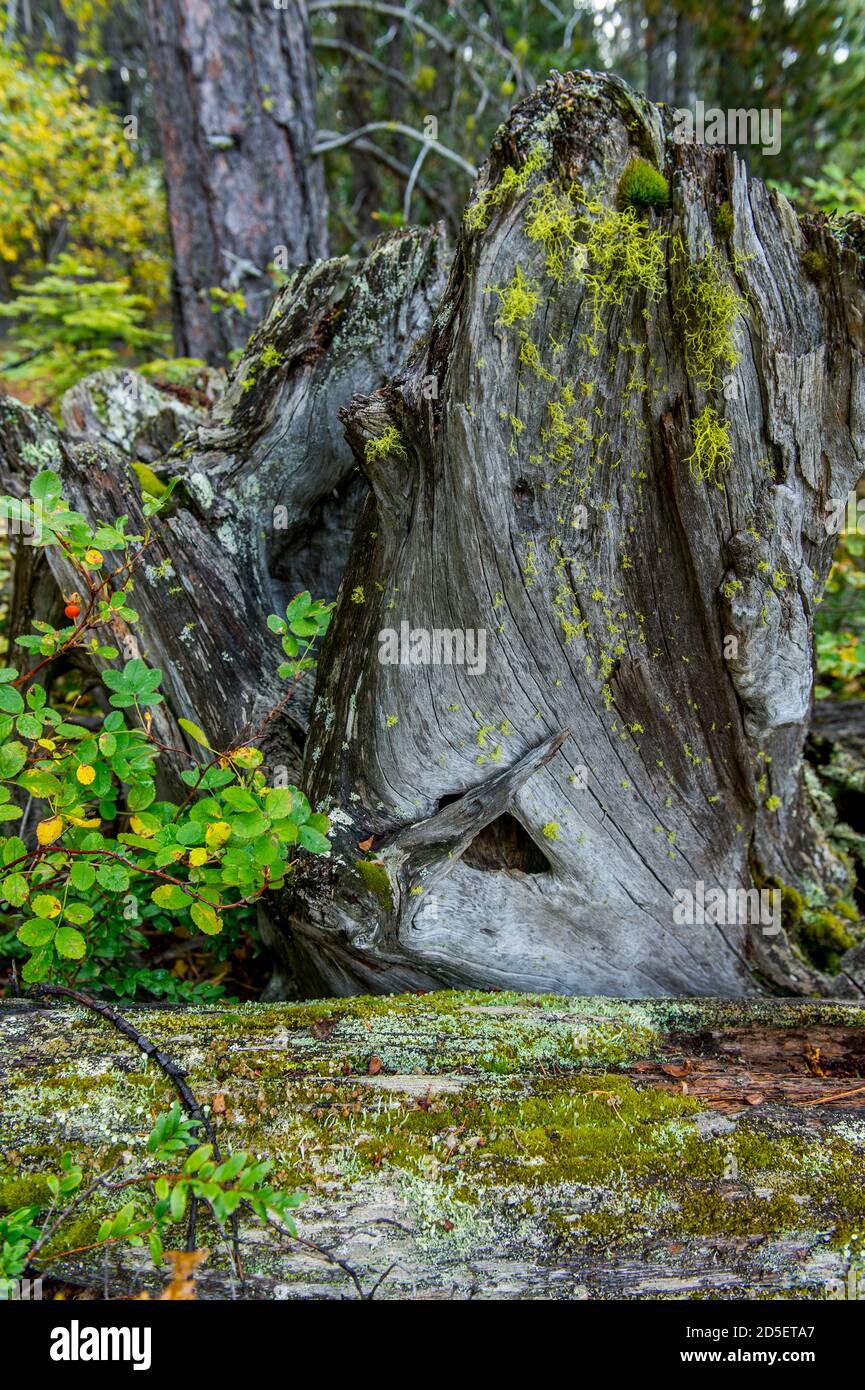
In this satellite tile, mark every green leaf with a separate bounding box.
[17,918,56,947]
[21,948,54,982]
[264,788,292,820]
[190,901,221,935]
[169,1183,187,1222]
[18,769,61,798]
[298,825,330,855]
[221,786,258,813]
[30,470,62,503]
[96,862,130,892]
[0,806,23,823]
[0,684,24,715]
[70,862,96,891]
[151,883,189,910]
[0,742,27,778]
[16,714,42,740]
[55,925,86,959]
[178,717,211,750]
[228,809,268,839]
[175,821,205,846]
[3,836,26,865]
[286,591,312,621]
[64,901,93,925]
[2,873,28,905]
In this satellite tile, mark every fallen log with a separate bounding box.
[2,993,864,1300]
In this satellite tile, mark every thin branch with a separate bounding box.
[308,1,457,54]
[403,139,432,223]
[313,34,414,93]
[312,121,476,178]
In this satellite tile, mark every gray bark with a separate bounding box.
[0,226,449,787]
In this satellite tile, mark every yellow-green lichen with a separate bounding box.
[674,243,743,387]
[685,405,732,483]
[365,426,407,463]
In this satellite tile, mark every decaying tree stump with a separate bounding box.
[1,71,863,1000]
[2,993,864,1300]
[291,71,865,998]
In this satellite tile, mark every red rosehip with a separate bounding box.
[64,602,81,620]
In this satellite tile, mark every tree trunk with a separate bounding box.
[285,71,865,1000]
[3,993,864,1300]
[142,0,328,362]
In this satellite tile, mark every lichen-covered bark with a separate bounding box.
[291,71,865,999]
[142,0,327,361]
[2,994,863,1300]
[0,226,449,788]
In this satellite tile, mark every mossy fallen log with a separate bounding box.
[2,993,864,1300]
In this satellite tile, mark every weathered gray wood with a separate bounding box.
[0,226,449,788]
[289,70,865,998]
[2,994,864,1300]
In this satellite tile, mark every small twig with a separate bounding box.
[28,983,219,1152]
[794,1083,865,1107]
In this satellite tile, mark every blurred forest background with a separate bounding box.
[1,0,864,999]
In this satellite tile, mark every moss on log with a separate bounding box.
[2,994,865,1299]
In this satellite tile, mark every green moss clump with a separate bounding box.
[617,157,670,212]
[714,201,735,240]
[685,405,732,483]
[801,248,826,280]
[798,910,857,973]
[0,1172,52,1212]
[364,426,407,463]
[674,244,743,387]
[355,858,393,910]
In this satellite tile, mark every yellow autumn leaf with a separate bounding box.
[130,815,157,838]
[83,549,103,567]
[67,815,101,829]
[188,847,208,867]
[205,820,231,849]
[36,815,64,845]
[76,764,96,785]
